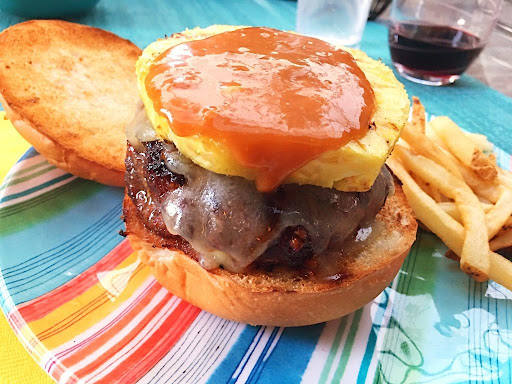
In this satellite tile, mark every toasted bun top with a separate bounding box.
[0,20,141,174]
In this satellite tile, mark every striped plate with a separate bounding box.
[1,147,511,384]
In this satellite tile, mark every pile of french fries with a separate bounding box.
[386,97,512,291]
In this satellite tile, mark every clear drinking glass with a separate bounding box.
[388,0,503,86]
[296,0,373,47]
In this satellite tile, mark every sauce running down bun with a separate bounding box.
[123,25,417,326]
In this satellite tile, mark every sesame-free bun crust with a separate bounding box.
[124,180,417,326]
[0,20,141,186]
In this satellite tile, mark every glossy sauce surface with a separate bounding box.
[146,27,376,192]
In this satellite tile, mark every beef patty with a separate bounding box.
[125,138,393,272]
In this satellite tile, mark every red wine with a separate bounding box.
[388,23,484,77]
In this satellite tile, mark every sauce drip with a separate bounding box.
[146,27,376,192]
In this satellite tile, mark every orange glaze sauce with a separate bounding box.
[146,27,376,192]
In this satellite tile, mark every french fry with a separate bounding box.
[431,139,498,200]
[425,122,449,151]
[444,249,512,291]
[411,172,434,196]
[498,171,512,191]
[393,145,490,281]
[410,172,443,202]
[429,185,443,203]
[488,251,512,291]
[401,121,463,179]
[386,156,464,255]
[438,195,511,240]
[464,132,494,153]
[455,160,501,203]
[430,117,473,164]
[431,116,497,181]
[438,201,493,223]
[490,228,512,251]
[438,202,460,221]
[411,96,425,133]
[444,250,459,261]
[486,188,512,239]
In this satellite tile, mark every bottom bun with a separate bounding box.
[125,180,417,327]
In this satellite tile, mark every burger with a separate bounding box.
[123,25,417,326]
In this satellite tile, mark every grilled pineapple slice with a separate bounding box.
[136,25,409,191]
